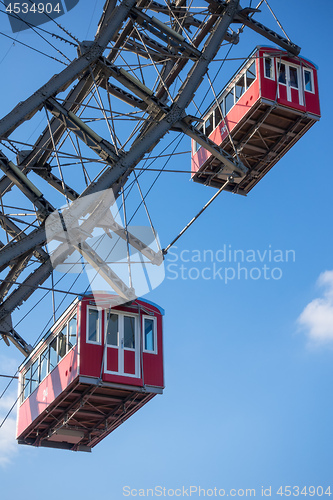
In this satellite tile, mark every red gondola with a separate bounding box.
[16,293,164,452]
[191,46,320,193]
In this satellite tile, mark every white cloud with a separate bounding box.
[0,412,17,467]
[298,270,333,345]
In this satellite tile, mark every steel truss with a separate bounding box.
[0,0,300,355]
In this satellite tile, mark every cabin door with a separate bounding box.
[278,62,304,106]
[105,312,140,377]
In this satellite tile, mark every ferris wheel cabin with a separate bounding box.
[16,294,164,452]
[191,46,320,193]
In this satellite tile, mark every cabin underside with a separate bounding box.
[17,376,161,452]
[192,98,319,194]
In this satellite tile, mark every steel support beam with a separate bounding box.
[234,8,301,55]
[0,0,138,139]
[100,81,147,110]
[176,119,247,176]
[0,251,34,301]
[46,98,120,164]
[35,167,80,202]
[0,151,54,218]
[0,215,48,267]
[0,329,33,356]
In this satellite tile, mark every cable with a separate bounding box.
[0,31,18,65]
[85,0,98,38]
[0,6,76,46]
[0,3,72,63]
[198,43,233,114]
[0,30,67,64]
[13,261,83,330]
[263,0,290,41]
[0,278,80,296]
[2,0,79,44]
[163,178,231,254]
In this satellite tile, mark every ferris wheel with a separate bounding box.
[0,0,321,451]
[0,0,304,357]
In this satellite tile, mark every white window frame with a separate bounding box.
[57,323,68,362]
[48,335,58,374]
[288,64,300,90]
[30,358,40,395]
[123,313,138,352]
[244,59,257,91]
[214,104,223,129]
[22,364,32,402]
[276,61,304,105]
[224,85,236,115]
[86,306,102,345]
[39,348,48,384]
[263,55,275,81]
[142,315,158,355]
[234,73,246,102]
[277,61,287,86]
[21,371,27,403]
[303,68,314,94]
[204,114,214,136]
[105,310,120,348]
[67,314,78,350]
[104,311,140,377]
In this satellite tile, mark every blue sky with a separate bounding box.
[0,1,333,499]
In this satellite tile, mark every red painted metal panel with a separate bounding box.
[107,347,118,372]
[78,304,103,378]
[303,66,320,116]
[17,347,78,438]
[278,84,288,103]
[124,350,136,375]
[143,354,163,387]
[142,316,164,387]
[290,87,300,106]
[103,372,143,386]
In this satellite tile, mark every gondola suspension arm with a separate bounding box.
[163,176,232,255]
